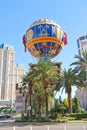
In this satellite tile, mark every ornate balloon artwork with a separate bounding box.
[22,18,67,61]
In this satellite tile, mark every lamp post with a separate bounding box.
[26,105,31,120]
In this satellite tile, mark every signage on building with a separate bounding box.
[0,43,4,49]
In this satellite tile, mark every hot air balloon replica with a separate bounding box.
[22,19,68,117]
[22,18,67,61]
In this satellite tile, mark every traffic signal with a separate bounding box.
[19,88,22,93]
[16,83,18,90]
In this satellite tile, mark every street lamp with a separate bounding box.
[26,105,31,120]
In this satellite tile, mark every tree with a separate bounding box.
[63,98,68,113]
[71,50,87,70]
[72,96,81,113]
[56,68,78,113]
[63,98,68,108]
[33,81,44,117]
[71,50,87,87]
[22,67,36,116]
[31,59,57,119]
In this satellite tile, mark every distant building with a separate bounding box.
[77,34,87,56]
[14,65,25,113]
[14,65,25,99]
[0,45,25,104]
[76,88,87,110]
[76,34,87,111]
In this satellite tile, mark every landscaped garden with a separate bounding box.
[15,50,87,123]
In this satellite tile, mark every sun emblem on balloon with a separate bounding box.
[27,29,34,41]
[54,27,63,40]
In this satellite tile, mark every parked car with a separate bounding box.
[0,114,10,119]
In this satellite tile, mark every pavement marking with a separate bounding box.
[47,125,49,130]
[30,125,32,130]
[13,126,15,130]
[64,125,66,130]
[83,126,85,130]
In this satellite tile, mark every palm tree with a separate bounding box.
[33,81,44,117]
[71,50,87,87]
[22,68,36,116]
[71,50,87,69]
[31,59,57,119]
[56,68,78,113]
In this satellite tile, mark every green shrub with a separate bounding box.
[63,113,87,120]
[50,112,58,119]
[55,116,68,123]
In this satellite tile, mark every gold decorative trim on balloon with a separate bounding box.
[34,51,40,56]
[26,37,64,48]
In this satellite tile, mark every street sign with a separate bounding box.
[27,105,31,110]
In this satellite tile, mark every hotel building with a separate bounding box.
[76,34,87,110]
[0,45,25,104]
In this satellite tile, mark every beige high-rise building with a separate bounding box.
[0,45,25,102]
[0,46,14,100]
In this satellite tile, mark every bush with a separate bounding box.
[50,112,58,119]
[55,116,68,123]
[63,113,87,120]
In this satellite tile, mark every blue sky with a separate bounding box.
[0,0,87,99]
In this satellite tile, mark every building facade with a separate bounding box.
[76,34,87,110]
[0,46,14,100]
[14,65,25,100]
[0,45,25,103]
[76,88,87,110]
[77,34,87,55]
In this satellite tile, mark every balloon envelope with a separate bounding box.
[23,18,67,59]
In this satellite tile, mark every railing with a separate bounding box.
[0,125,87,130]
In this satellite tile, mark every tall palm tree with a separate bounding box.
[56,68,78,113]
[71,50,87,87]
[22,68,36,116]
[32,59,57,119]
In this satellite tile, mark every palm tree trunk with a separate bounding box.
[29,94,32,116]
[44,88,49,119]
[38,96,42,117]
[68,92,72,113]
[25,95,27,113]
[28,82,33,116]
[39,102,42,117]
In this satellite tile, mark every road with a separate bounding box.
[0,118,87,130]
